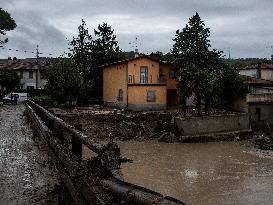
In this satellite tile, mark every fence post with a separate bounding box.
[72,124,83,160]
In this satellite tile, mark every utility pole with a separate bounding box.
[271,45,273,64]
[36,45,39,64]
[36,45,40,89]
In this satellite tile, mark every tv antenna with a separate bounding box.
[129,36,141,56]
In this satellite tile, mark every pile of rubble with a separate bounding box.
[253,134,273,150]
[58,111,178,141]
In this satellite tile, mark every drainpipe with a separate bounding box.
[126,64,129,110]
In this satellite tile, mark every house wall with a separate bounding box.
[103,63,128,109]
[127,58,160,84]
[17,70,37,89]
[261,69,273,81]
[128,85,166,111]
[161,64,176,89]
[249,103,273,131]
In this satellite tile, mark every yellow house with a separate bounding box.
[102,56,177,111]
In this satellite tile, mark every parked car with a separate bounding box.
[3,93,28,103]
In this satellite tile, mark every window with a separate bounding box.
[140,66,148,84]
[20,71,23,79]
[117,89,123,101]
[147,90,156,102]
[128,75,134,84]
[29,70,33,79]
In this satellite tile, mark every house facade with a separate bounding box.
[102,56,177,111]
[0,59,48,90]
[237,63,273,131]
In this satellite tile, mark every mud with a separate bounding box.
[58,111,175,141]
[0,104,64,205]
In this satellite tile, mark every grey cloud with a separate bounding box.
[1,0,273,59]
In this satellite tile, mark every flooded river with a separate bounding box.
[118,141,273,205]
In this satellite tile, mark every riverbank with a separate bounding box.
[54,106,251,144]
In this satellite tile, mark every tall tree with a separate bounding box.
[0,8,16,44]
[172,12,222,116]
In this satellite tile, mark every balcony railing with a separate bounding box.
[128,75,167,84]
[247,93,273,103]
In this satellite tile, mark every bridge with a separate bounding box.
[0,100,186,204]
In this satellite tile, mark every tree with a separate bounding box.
[218,64,248,106]
[46,59,84,106]
[150,51,174,62]
[0,8,16,44]
[172,12,223,116]
[69,20,124,101]
[0,69,20,90]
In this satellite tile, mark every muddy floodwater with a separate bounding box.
[118,140,273,205]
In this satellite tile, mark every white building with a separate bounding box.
[0,59,48,89]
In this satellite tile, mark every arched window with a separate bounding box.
[117,89,123,101]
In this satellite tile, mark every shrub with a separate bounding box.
[31,95,53,107]
[0,101,3,107]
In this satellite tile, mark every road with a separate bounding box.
[0,104,61,205]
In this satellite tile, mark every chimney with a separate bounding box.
[257,62,262,78]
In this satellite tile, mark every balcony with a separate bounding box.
[247,93,273,103]
[128,75,167,85]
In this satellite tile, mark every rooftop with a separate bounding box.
[0,59,50,71]
[239,63,273,70]
[101,55,170,68]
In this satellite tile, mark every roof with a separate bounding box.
[101,55,170,68]
[240,63,273,70]
[0,60,49,71]
[244,76,273,85]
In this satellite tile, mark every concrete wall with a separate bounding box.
[261,69,273,81]
[231,98,248,113]
[175,114,250,136]
[249,103,273,131]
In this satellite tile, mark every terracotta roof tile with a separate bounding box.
[0,60,49,71]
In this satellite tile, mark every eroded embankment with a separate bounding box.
[0,104,66,204]
[57,111,177,141]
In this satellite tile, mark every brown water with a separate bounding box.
[117,141,273,205]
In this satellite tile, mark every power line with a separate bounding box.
[0,45,69,57]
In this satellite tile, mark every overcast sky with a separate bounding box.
[1,0,273,59]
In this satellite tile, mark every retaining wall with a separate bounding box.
[175,114,250,136]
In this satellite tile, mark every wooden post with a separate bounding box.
[72,124,83,160]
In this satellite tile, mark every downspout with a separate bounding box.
[126,63,129,110]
